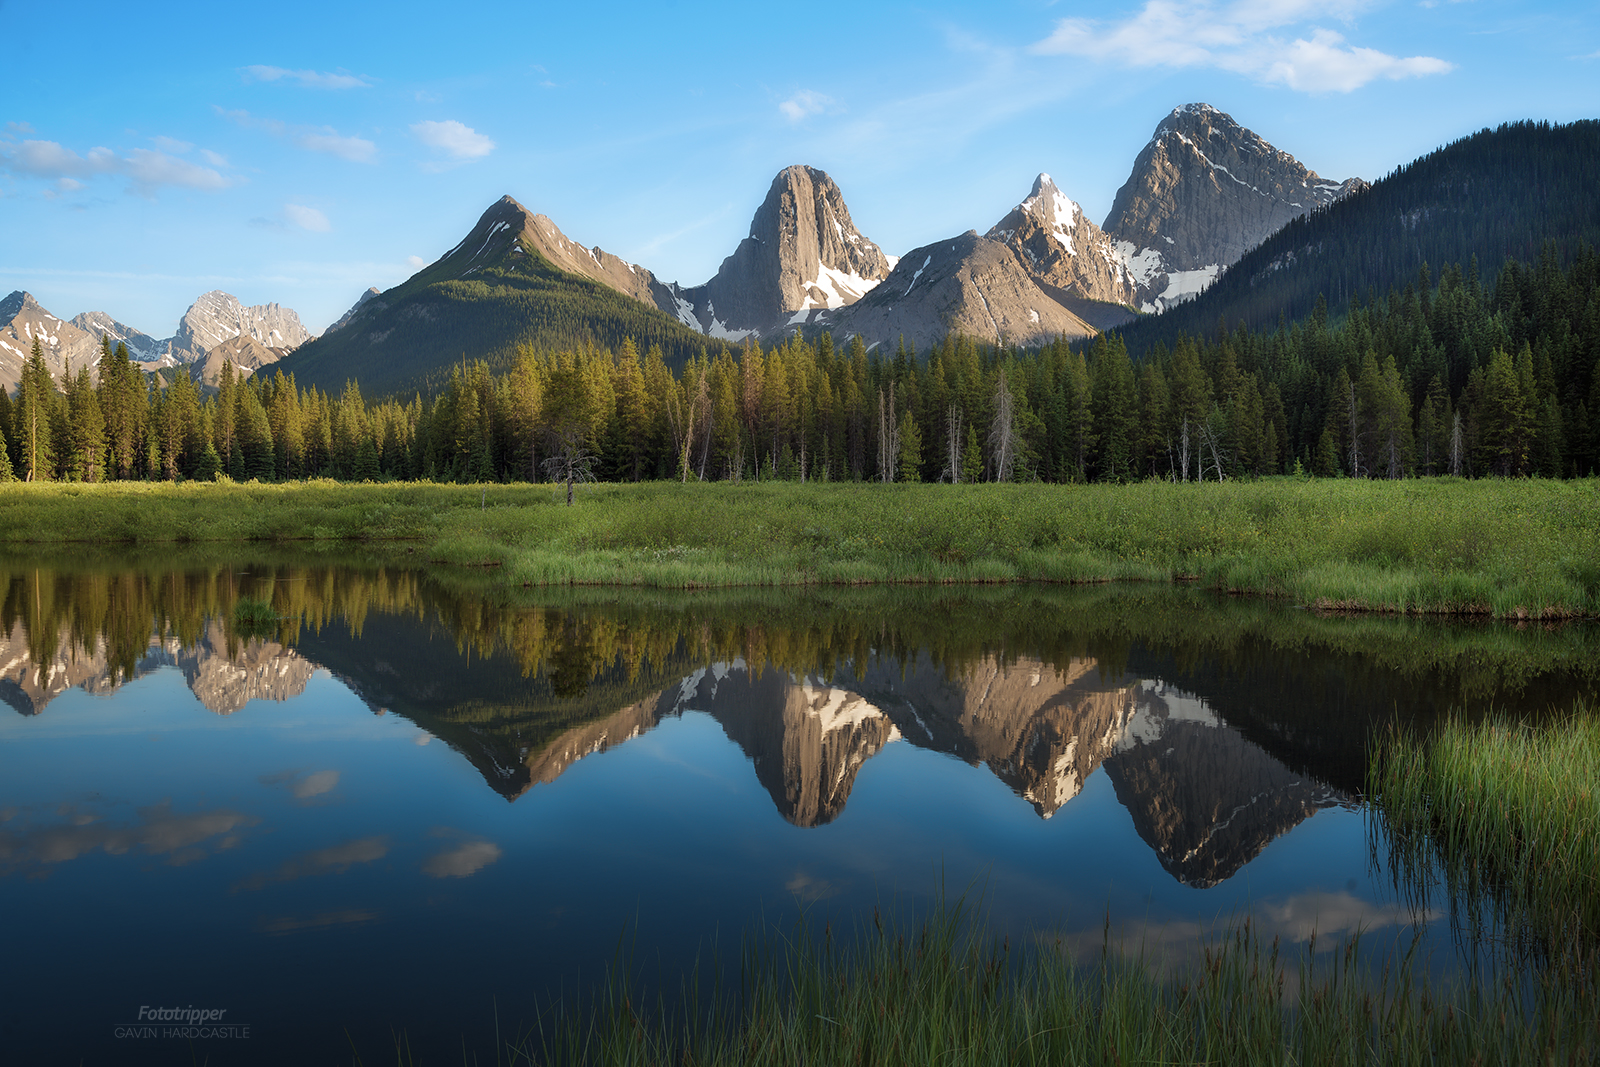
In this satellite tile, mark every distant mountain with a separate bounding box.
[819,105,1359,348]
[0,618,311,718]
[1105,103,1365,312]
[1115,118,1600,356]
[189,336,294,387]
[69,311,168,364]
[0,291,103,392]
[826,230,1099,351]
[166,290,312,363]
[275,195,715,397]
[988,173,1140,311]
[670,165,897,340]
[324,287,380,335]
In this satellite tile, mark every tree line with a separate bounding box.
[2,248,1597,487]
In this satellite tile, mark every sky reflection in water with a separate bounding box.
[1,561,1593,1064]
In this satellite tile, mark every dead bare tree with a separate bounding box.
[1448,410,1464,477]
[988,371,1017,483]
[876,387,900,483]
[940,403,964,483]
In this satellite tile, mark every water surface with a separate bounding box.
[2,555,1594,1064]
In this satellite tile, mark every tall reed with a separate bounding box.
[1369,702,1600,967]
[511,897,1598,1066]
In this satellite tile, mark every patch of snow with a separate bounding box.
[1153,265,1220,310]
[703,300,757,342]
[672,293,703,332]
[885,254,900,270]
[1028,308,1040,324]
[794,262,884,312]
[1114,241,1166,288]
[904,254,932,297]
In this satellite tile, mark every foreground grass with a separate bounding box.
[3,477,1598,617]
[503,899,1596,1067]
[1370,702,1600,960]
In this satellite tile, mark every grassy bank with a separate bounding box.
[1370,702,1600,961]
[504,899,1596,1067]
[3,477,1598,617]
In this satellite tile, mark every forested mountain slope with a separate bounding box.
[276,196,713,398]
[1118,120,1600,355]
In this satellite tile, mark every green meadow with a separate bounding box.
[3,477,1597,618]
[4,477,1596,617]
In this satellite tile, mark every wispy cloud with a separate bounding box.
[283,204,331,232]
[242,65,371,90]
[410,119,495,161]
[1030,0,1453,93]
[0,137,234,196]
[150,135,194,154]
[234,835,389,891]
[778,90,835,123]
[422,839,502,878]
[217,107,376,163]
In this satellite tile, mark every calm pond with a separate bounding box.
[2,551,1595,1064]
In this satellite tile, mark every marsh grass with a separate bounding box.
[506,897,1599,1067]
[3,477,1597,617]
[1370,703,1600,968]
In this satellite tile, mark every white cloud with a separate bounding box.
[405,255,427,269]
[284,204,331,232]
[295,130,377,163]
[243,65,371,90]
[410,119,495,160]
[0,138,232,195]
[150,135,194,154]
[1030,0,1453,93]
[200,148,229,167]
[423,840,502,879]
[779,89,834,122]
[218,107,376,163]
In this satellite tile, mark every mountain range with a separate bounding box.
[0,287,314,393]
[9,105,1594,401]
[277,102,1367,394]
[5,616,1351,888]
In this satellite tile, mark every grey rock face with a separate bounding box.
[167,290,313,363]
[668,165,896,340]
[1104,103,1366,311]
[987,173,1139,310]
[0,291,102,392]
[826,231,1096,352]
[69,311,166,363]
[190,336,293,387]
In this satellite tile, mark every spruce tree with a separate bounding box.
[17,339,55,481]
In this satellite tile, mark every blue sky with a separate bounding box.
[2,0,1596,338]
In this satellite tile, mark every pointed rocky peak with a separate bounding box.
[1104,102,1364,312]
[986,175,1139,313]
[1,290,42,322]
[428,194,668,310]
[0,290,100,392]
[435,195,536,274]
[1007,173,1083,251]
[672,164,894,340]
[749,164,895,309]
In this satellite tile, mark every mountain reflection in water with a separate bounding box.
[8,557,1592,889]
[3,556,1596,1065]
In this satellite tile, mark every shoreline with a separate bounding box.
[3,477,1597,620]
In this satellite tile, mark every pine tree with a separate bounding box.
[896,409,922,483]
[17,338,55,481]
